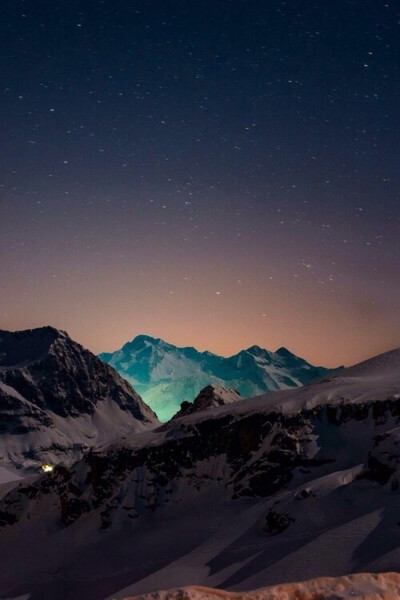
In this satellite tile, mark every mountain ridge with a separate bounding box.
[99,334,332,420]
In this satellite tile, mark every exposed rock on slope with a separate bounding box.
[99,334,331,420]
[0,327,158,469]
[125,573,400,600]
[173,384,241,418]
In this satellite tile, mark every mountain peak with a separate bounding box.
[129,334,159,345]
[132,334,160,344]
[245,344,265,354]
[275,346,295,358]
[0,326,70,367]
[0,325,69,340]
[122,334,169,352]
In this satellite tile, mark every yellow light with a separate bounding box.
[40,464,54,473]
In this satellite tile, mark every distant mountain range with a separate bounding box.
[0,327,158,470]
[99,334,332,420]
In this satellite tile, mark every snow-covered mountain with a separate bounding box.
[99,335,331,420]
[0,347,400,600]
[0,327,158,470]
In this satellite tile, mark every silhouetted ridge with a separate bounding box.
[0,326,68,367]
[275,346,295,357]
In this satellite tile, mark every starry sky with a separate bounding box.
[1,0,400,367]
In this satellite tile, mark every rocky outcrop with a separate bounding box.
[124,573,400,600]
[172,384,241,418]
[364,427,400,485]
[264,507,295,534]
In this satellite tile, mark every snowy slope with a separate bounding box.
[0,327,159,470]
[99,335,331,420]
[0,347,399,600]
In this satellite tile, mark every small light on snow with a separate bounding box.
[41,464,54,473]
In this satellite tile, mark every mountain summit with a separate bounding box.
[99,335,331,420]
[0,327,159,469]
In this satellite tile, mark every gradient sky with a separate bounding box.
[1,0,400,367]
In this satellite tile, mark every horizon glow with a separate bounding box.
[1,1,399,368]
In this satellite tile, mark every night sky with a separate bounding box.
[1,0,400,367]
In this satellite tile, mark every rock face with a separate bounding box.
[0,327,159,469]
[99,335,331,420]
[0,348,400,600]
[124,573,400,600]
[172,384,241,418]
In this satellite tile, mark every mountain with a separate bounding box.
[0,347,400,600]
[99,335,331,420]
[0,327,159,470]
[172,383,241,418]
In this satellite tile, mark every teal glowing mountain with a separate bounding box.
[99,335,331,421]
